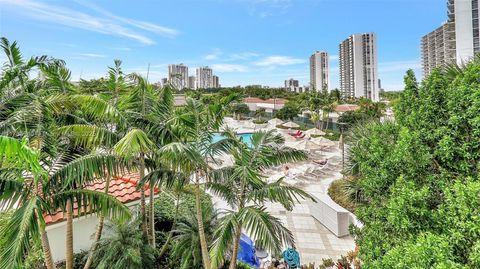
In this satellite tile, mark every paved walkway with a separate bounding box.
[264,200,355,266]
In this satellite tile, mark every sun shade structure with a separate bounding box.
[237,233,260,267]
[292,139,322,151]
[305,128,326,136]
[311,137,337,147]
[268,118,284,126]
[282,121,300,128]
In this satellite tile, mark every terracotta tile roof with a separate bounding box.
[44,172,159,225]
[242,97,288,105]
[335,104,360,113]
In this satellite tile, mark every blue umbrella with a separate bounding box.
[237,233,260,268]
[282,248,300,268]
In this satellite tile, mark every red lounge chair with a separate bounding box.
[296,134,306,139]
[288,130,302,136]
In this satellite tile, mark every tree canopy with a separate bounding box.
[347,61,480,268]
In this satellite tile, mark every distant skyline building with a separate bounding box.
[168,64,188,90]
[212,75,220,88]
[309,51,329,91]
[284,78,300,92]
[188,76,196,89]
[339,33,379,101]
[196,66,213,89]
[161,78,168,86]
[421,0,480,76]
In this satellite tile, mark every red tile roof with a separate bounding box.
[243,97,288,105]
[44,172,159,225]
[335,104,360,113]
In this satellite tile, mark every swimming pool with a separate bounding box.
[212,133,253,147]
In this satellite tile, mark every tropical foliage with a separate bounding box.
[344,59,480,268]
[0,37,309,269]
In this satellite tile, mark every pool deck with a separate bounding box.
[211,119,356,266]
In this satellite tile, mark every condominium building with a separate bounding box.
[309,51,329,91]
[196,66,213,89]
[212,75,220,88]
[168,64,188,90]
[284,78,300,92]
[339,33,379,101]
[188,76,196,89]
[421,0,480,76]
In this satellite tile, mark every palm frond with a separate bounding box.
[0,197,41,269]
[238,206,295,253]
[114,128,154,157]
[140,167,183,189]
[0,168,27,208]
[248,178,314,211]
[52,189,132,223]
[158,142,206,172]
[57,124,119,148]
[48,153,130,190]
[0,136,45,178]
[0,37,24,68]
[70,94,123,123]
[210,212,238,268]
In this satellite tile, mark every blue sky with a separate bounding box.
[0,0,446,90]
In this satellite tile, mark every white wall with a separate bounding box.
[45,202,140,262]
[46,215,99,262]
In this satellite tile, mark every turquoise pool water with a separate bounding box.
[212,133,253,147]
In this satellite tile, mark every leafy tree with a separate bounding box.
[345,59,480,268]
[275,102,299,120]
[230,103,250,119]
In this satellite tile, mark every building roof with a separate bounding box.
[334,104,360,113]
[44,172,159,225]
[243,97,288,105]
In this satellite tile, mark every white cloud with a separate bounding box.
[79,53,107,58]
[379,60,421,73]
[204,48,223,60]
[246,0,292,17]
[226,52,259,61]
[211,64,248,72]
[111,47,131,51]
[0,0,179,45]
[254,56,305,66]
[75,0,179,37]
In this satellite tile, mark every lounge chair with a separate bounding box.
[288,130,302,136]
[295,134,306,139]
[313,159,328,165]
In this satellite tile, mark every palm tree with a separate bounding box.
[171,204,218,269]
[90,219,155,269]
[160,95,239,269]
[208,130,313,269]
[0,136,131,269]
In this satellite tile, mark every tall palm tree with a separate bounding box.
[63,68,177,254]
[160,95,239,269]
[208,130,313,269]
